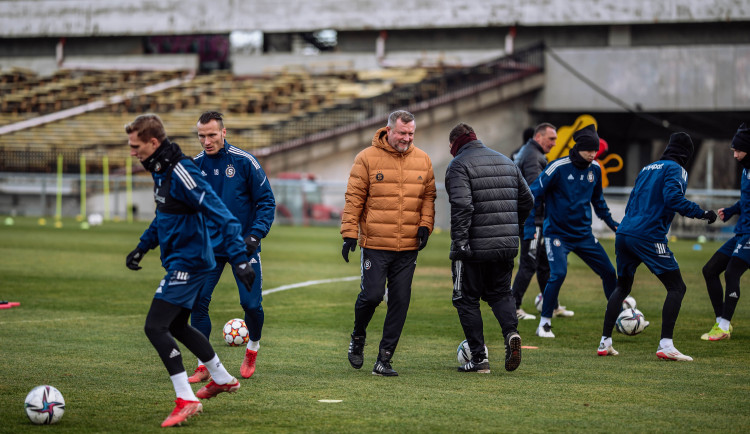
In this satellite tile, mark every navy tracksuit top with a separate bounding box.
[194,142,276,256]
[529,156,613,240]
[137,158,249,272]
[618,159,704,242]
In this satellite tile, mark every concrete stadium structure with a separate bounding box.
[1,0,750,191]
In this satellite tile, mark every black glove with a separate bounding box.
[451,241,473,260]
[244,235,260,255]
[417,226,430,251]
[234,261,256,290]
[126,247,147,270]
[703,210,717,224]
[342,238,357,263]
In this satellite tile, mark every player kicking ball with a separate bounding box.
[124,114,253,426]
[597,132,717,361]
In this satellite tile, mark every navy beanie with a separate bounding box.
[661,132,693,168]
[731,123,750,153]
[573,124,599,152]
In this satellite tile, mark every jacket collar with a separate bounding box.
[454,140,484,156]
[205,141,229,158]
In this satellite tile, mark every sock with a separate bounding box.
[170,371,198,401]
[718,318,731,331]
[247,340,260,352]
[600,336,611,347]
[197,359,204,368]
[203,354,234,385]
[716,316,721,324]
[659,338,674,349]
[539,317,551,328]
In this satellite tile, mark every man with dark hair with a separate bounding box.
[529,124,619,338]
[124,113,252,427]
[511,122,573,320]
[598,131,717,360]
[701,123,750,341]
[446,122,534,373]
[187,111,276,383]
[341,110,436,376]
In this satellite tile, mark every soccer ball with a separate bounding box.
[622,296,637,310]
[222,318,249,346]
[534,293,544,312]
[456,339,489,364]
[615,308,647,336]
[24,385,65,425]
[87,213,103,226]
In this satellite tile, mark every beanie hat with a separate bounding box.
[572,124,599,152]
[731,123,750,153]
[660,132,693,168]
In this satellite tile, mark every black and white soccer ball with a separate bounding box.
[457,339,488,364]
[534,293,544,312]
[24,385,65,425]
[615,308,647,336]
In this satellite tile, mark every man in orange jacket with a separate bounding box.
[340,110,437,376]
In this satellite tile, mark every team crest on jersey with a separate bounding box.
[587,171,594,182]
[364,259,372,270]
[553,238,561,247]
[226,165,236,178]
[376,172,384,181]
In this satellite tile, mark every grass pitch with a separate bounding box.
[1,217,749,433]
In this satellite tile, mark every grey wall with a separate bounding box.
[2,0,749,37]
[538,44,750,112]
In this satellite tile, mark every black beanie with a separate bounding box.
[573,124,599,152]
[731,123,750,153]
[661,132,693,168]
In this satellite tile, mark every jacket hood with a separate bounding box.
[373,127,414,155]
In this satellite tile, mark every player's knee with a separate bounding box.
[241,299,263,314]
[144,320,167,341]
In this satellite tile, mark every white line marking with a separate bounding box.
[0,276,360,325]
[262,276,359,296]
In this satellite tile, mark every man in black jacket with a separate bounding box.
[446,123,535,373]
[511,123,573,320]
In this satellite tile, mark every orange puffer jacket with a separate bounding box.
[341,127,436,251]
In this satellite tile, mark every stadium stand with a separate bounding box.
[0,43,544,173]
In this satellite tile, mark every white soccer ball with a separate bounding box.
[24,385,65,425]
[456,339,489,364]
[622,296,637,310]
[87,213,103,226]
[615,308,647,336]
[534,293,544,312]
[222,318,250,346]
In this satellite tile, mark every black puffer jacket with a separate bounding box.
[514,138,547,226]
[446,140,534,261]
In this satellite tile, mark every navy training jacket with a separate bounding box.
[618,159,704,242]
[722,167,750,234]
[529,156,613,240]
[194,142,276,256]
[137,158,249,272]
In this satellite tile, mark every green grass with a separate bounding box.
[1,217,749,433]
